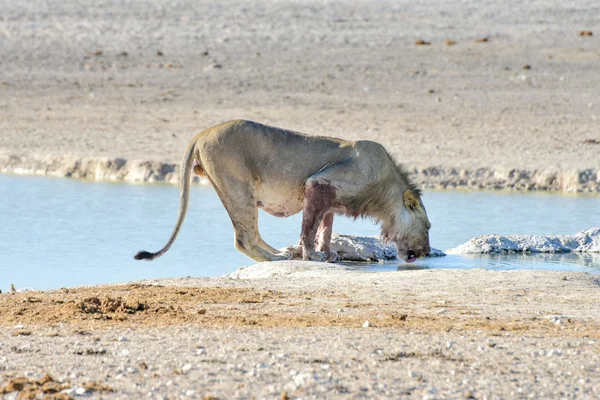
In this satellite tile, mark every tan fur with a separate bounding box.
[134,120,431,263]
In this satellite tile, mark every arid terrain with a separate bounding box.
[0,0,599,190]
[2,265,600,398]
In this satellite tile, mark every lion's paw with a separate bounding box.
[304,251,327,262]
[326,250,339,263]
[279,245,302,260]
[275,251,293,261]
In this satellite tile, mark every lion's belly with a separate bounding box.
[256,188,303,218]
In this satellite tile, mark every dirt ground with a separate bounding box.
[1,0,599,172]
[2,266,600,398]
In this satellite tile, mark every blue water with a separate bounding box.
[0,174,598,290]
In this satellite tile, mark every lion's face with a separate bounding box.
[393,189,431,263]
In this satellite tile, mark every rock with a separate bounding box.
[446,228,600,254]
[280,234,445,262]
[362,320,371,328]
[415,40,431,45]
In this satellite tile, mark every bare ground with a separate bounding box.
[2,267,600,398]
[0,0,599,186]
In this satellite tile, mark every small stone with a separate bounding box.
[182,364,192,374]
[117,336,128,342]
[415,39,431,46]
[119,349,130,357]
[14,324,25,329]
[75,387,87,395]
[547,349,561,356]
[362,320,371,328]
[408,370,420,378]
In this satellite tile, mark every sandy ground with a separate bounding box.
[2,264,600,398]
[1,0,599,174]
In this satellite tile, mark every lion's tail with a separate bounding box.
[134,139,197,261]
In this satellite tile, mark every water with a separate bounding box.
[0,174,598,290]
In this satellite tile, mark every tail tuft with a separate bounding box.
[134,250,156,261]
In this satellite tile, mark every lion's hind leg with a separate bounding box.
[217,188,291,262]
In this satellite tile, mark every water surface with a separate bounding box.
[0,175,598,290]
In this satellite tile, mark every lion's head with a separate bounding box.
[382,189,431,263]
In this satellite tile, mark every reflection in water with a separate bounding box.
[341,253,600,274]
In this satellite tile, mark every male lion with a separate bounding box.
[135,120,431,263]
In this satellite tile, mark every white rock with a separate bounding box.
[119,349,130,357]
[446,228,600,254]
[75,387,87,396]
[13,324,24,329]
[280,233,445,262]
[182,363,192,374]
[362,320,371,328]
[117,336,128,342]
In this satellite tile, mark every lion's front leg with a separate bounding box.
[316,211,338,262]
[300,180,336,262]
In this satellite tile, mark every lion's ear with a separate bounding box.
[403,189,420,210]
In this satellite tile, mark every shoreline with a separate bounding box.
[2,153,598,193]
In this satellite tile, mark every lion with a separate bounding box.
[134,120,431,263]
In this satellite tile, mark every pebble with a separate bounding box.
[13,324,24,329]
[362,321,371,328]
[182,363,192,374]
[547,349,561,357]
[118,335,128,342]
[75,387,87,395]
[119,349,130,357]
